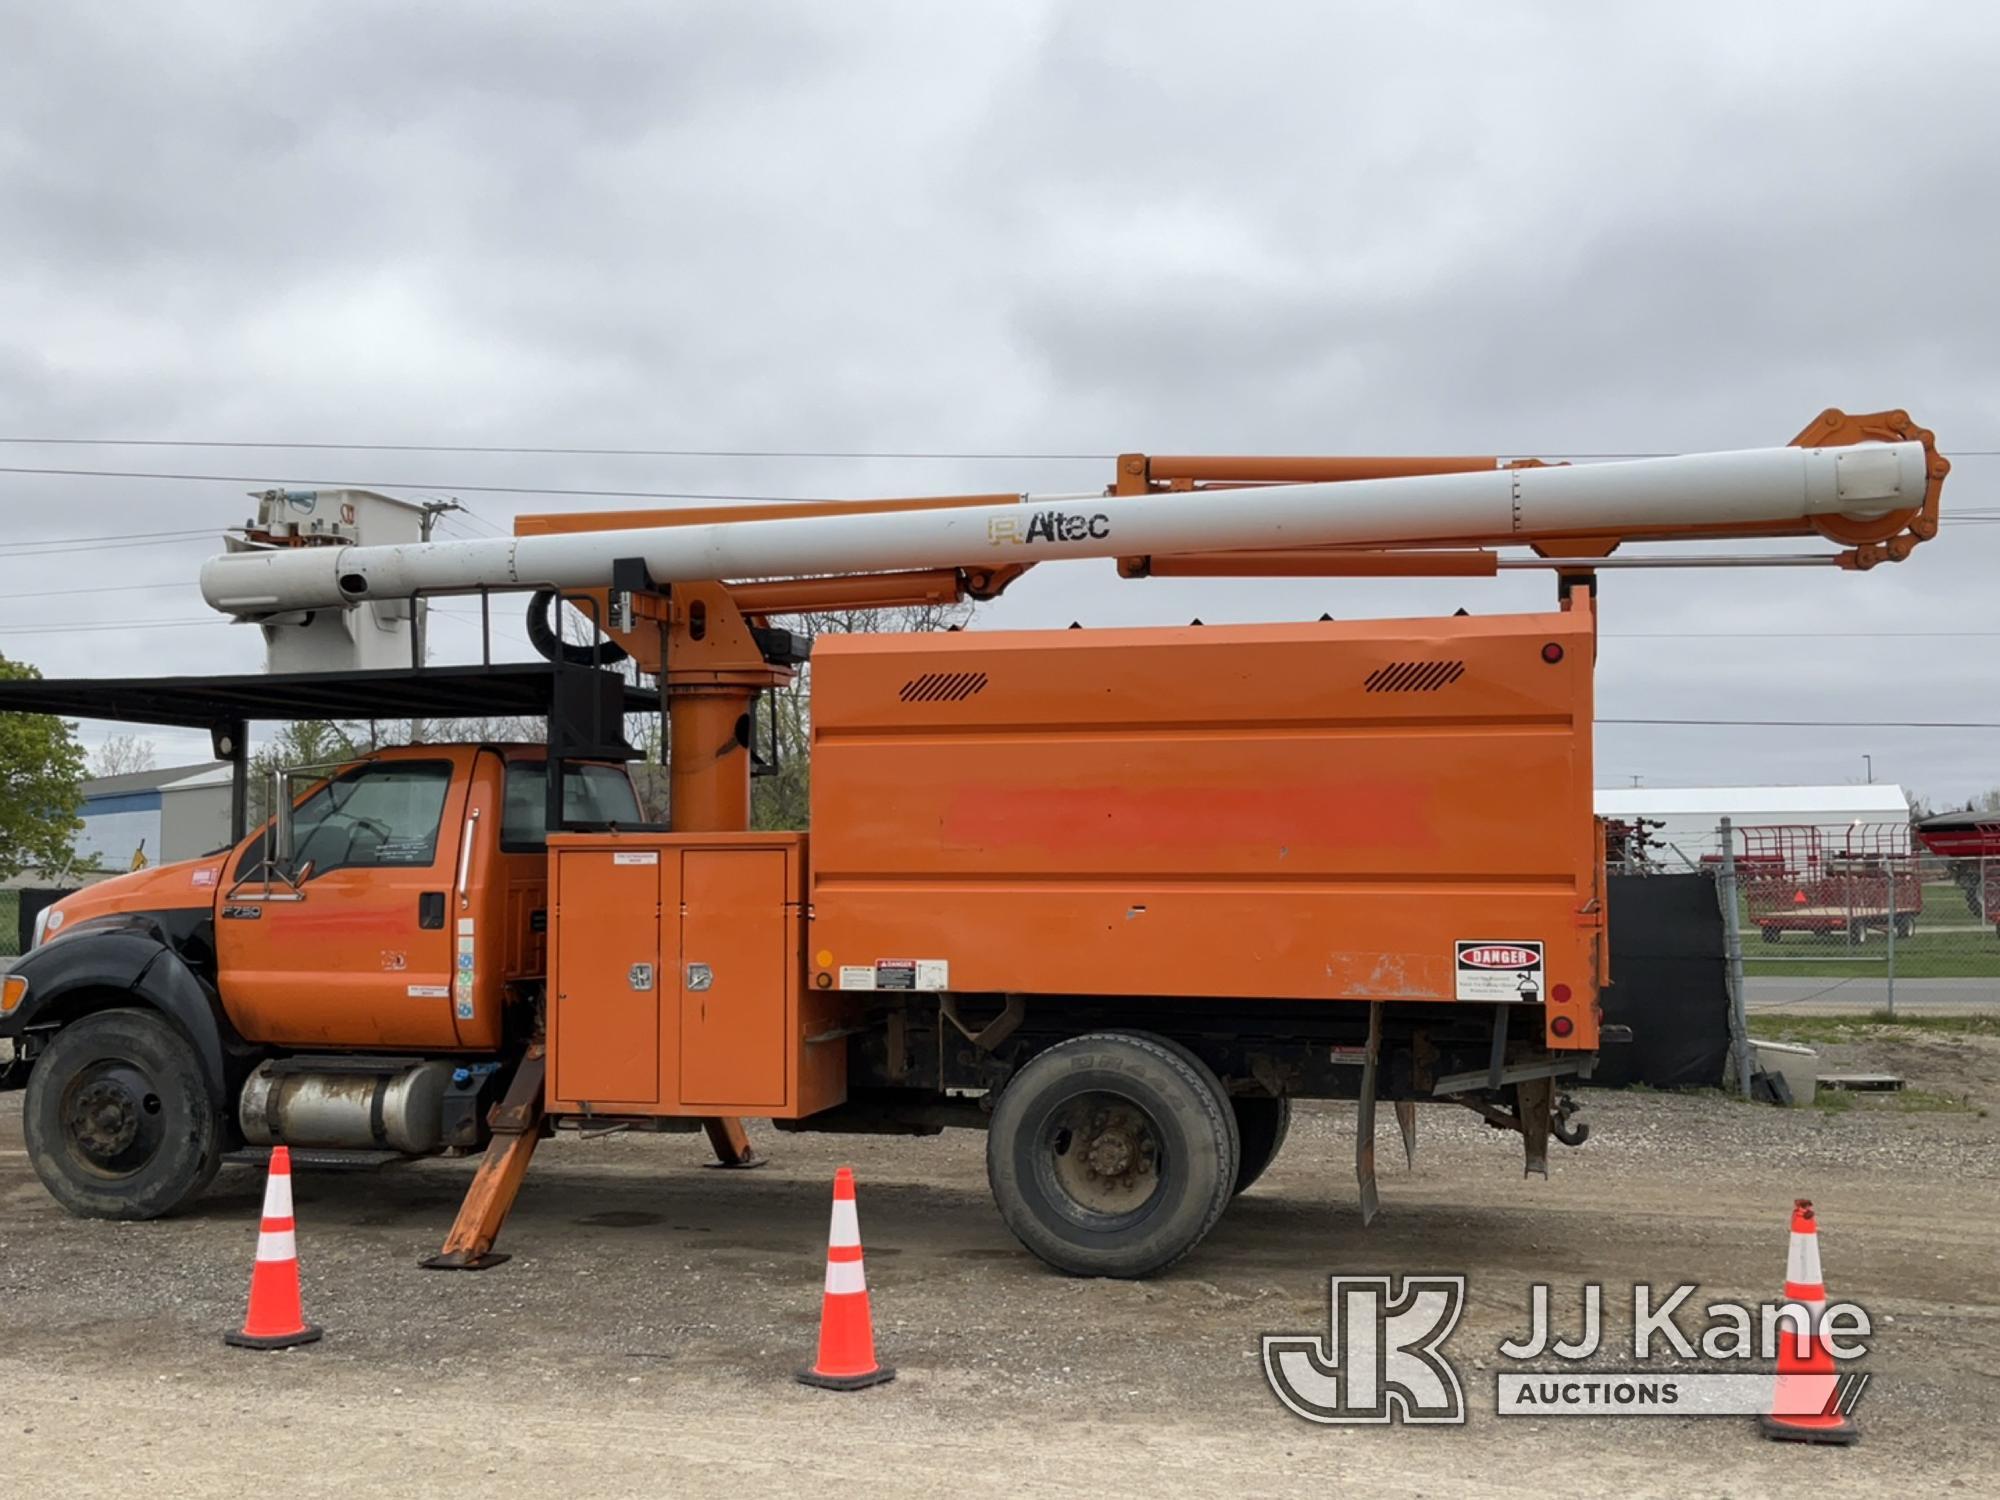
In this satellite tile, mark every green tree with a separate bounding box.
[246,719,365,825]
[0,656,88,880]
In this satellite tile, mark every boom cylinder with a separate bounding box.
[199,441,1930,616]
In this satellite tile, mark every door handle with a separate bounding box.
[419,891,446,929]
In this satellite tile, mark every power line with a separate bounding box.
[0,617,222,635]
[3,435,2000,459]
[1601,717,2000,730]
[0,526,215,551]
[0,436,1112,461]
[1603,631,2000,639]
[0,580,195,601]
[0,463,851,505]
[0,534,219,558]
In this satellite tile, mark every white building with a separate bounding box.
[1593,784,1912,867]
[75,762,235,873]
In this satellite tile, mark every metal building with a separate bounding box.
[75,762,235,872]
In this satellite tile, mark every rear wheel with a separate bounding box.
[23,1009,222,1220]
[1230,1096,1292,1195]
[986,1031,1238,1278]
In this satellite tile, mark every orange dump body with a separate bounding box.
[806,603,1604,1049]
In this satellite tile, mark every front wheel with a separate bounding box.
[986,1032,1238,1278]
[23,1008,222,1220]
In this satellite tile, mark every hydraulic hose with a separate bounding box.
[525,589,628,667]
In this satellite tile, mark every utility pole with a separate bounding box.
[1864,753,1873,784]
[417,497,464,541]
[412,498,463,664]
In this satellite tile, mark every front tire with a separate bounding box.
[23,1008,222,1220]
[986,1031,1238,1278]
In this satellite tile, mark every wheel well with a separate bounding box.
[17,991,192,1065]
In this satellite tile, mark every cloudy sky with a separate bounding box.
[2,2,1996,806]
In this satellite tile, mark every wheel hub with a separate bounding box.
[62,1063,165,1175]
[1046,1093,1163,1224]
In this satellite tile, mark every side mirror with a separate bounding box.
[271,766,296,873]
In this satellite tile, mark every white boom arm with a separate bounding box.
[200,441,1928,615]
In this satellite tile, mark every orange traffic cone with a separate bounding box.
[797,1166,893,1390]
[1760,1199,1858,1445]
[225,1146,323,1350]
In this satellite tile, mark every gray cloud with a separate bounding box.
[1,1,1995,802]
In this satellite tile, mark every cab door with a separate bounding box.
[216,756,470,1049]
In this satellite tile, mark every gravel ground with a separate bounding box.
[2,1030,1996,1498]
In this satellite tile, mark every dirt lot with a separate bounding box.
[2,1029,1996,1499]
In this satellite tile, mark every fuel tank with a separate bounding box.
[238,1059,458,1155]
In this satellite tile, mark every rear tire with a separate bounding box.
[986,1031,1238,1278]
[23,1008,222,1220]
[1230,1096,1292,1195]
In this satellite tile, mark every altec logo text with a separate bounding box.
[987,510,1112,546]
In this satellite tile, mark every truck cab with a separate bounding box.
[1,744,641,1218]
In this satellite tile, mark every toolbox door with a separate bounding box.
[678,848,788,1109]
[552,849,662,1105]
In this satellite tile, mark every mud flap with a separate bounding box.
[1356,1002,1382,1225]
[1517,1075,1553,1180]
[1393,1100,1417,1171]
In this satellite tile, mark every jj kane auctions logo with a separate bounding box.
[1263,1276,1872,1425]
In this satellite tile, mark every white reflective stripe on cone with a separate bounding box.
[1778,1294,1826,1338]
[256,1229,298,1263]
[829,1197,861,1249]
[262,1170,294,1221]
[825,1258,868,1296]
[1787,1232,1822,1289]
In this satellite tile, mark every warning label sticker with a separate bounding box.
[838,959,951,991]
[1455,940,1545,1002]
[612,850,660,866]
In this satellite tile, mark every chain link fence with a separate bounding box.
[1611,816,2000,1021]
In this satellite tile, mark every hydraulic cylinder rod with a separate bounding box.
[200,441,1929,615]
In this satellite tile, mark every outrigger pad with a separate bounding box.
[418,1250,512,1272]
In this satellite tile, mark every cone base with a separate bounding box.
[224,1323,323,1351]
[1759,1412,1859,1446]
[796,1363,896,1391]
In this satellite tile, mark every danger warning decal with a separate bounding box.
[838,959,950,992]
[1455,940,1545,1003]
